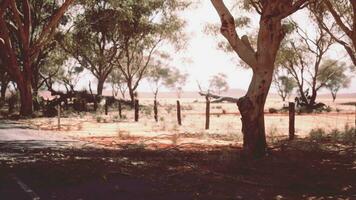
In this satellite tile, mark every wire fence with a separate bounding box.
[21,98,355,144]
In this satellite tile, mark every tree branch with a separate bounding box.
[211,0,257,68]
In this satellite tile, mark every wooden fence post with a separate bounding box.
[177,100,182,126]
[289,102,295,140]
[57,104,61,130]
[134,99,139,122]
[205,97,210,130]
[118,101,122,119]
[154,100,158,122]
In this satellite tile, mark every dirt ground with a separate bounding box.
[0,138,355,200]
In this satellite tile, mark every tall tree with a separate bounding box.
[114,0,188,105]
[0,0,75,116]
[210,0,308,157]
[58,0,122,96]
[311,0,356,66]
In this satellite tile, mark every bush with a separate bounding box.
[268,108,278,114]
[309,128,326,142]
[142,106,152,116]
[341,125,356,144]
[182,105,193,111]
[96,115,103,123]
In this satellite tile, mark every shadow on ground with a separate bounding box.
[0,138,355,200]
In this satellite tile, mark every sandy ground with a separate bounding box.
[0,97,354,148]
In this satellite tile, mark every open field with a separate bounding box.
[2,97,354,148]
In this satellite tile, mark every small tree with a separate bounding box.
[209,73,229,95]
[107,68,127,99]
[317,59,352,102]
[147,54,173,101]
[273,70,296,102]
[165,68,188,99]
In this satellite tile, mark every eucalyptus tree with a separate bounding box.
[311,0,356,66]
[113,0,189,106]
[317,59,352,102]
[280,22,335,108]
[0,0,75,116]
[165,68,188,99]
[210,0,309,157]
[58,0,123,96]
[146,53,174,102]
[273,69,296,102]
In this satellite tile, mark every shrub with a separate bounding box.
[182,105,193,111]
[324,106,332,113]
[309,128,326,142]
[268,108,278,114]
[96,115,103,123]
[142,106,152,116]
[341,125,356,144]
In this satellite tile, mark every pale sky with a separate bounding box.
[77,0,356,95]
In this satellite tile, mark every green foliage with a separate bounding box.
[273,69,296,101]
[164,68,188,98]
[317,59,352,101]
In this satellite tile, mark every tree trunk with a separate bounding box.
[237,70,273,158]
[18,78,33,116]
[97,77,105,96]
[118,100,122,119]
[210,0,306,158]
[126,78,135,107]
[32,88,41,111]
[0,81,8,107]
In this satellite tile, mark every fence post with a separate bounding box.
[118,101,122,119]
[289,102,295,140]
[134,99,139,122]
[57,103,61,130]
[105,99,108,115]
[205,97,210,130]
[177,100,182,126]
[154,100,158,122]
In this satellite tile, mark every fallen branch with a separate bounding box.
[198,92,240,103]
